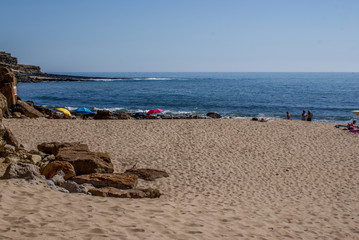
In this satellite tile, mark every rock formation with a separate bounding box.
[93,110,117,120]
[41,161,76,180]
[71,173,138,189]
[0,52,42,82]
[206,112,222,119]
[0,67,17,107]
[0,51,127,83]
[55,147,114,175]
[38,142,90,155]
[12,100,44,118]
[1,162,40,179]
[0,87,164,199]
[1,138,163,198]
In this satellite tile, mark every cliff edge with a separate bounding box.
[0,52,124,82]
[0,52,42,82]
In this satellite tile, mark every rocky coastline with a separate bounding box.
[0,63,168,199]
[1,51,223,120]
[0,51,129,82]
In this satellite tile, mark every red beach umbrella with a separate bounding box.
[146,108,164,115]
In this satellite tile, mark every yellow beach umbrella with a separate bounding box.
[352,110,359,117]
[55,108,72,116]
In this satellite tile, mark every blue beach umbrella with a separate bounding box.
[73,107,93,115]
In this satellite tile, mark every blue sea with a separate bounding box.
[17,72,359,123]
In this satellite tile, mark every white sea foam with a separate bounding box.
[88,77,174,81]
[93,107,125,112]
[144,78,172,80]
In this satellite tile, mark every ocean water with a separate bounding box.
[17,72,359,123]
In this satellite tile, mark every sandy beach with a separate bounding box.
[0,118,358,239]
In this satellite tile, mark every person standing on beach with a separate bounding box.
[307,110,312,121]
[301,110,306,121]
[286,112,291,120]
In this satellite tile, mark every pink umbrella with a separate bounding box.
[147,108,164,115]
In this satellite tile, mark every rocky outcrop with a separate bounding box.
[206,112,222,119]
[117,112,132,120]
[0,52,18,66]
[0,52,42,82]
[18,65,41,74]
[93,110,117,120]
[8,100,70,119]
[0,52,128,83]
[41,161,76,180]
[37,142,113,175]
[12,100,44,118]
[71,173,138,189]
[1,162,40,179]
[125,168,169,181]
[38,142,89,155]
[56,149,113,175]
[3,128,19,147]
[0,67,17,107]
[0,95,164,199]
[32,104,56,117]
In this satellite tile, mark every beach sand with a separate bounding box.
[1,118,358,239]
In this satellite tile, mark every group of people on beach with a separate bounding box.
[286,110,312,121]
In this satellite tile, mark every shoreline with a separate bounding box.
[10,98,356,124]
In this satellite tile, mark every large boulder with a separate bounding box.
[93,110,116,120]
[125,168,169,181]
[56,149,113,175]
[1,162,40,179]
[15,100,44,118]
[87,186,161,198]
[71,173,138,189]
[117,112,131,120]
[0,67,17,107]
[37,142,89,155]
[41,161,76,180]
[206,112,222,119]
[3,128,19,147]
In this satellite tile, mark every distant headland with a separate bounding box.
[0,52,128,82]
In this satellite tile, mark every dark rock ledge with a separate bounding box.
[0,51,130,82]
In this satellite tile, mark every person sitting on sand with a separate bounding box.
[307,111,312,121]
[301,110,306,121]
[348,120,356,130]
[286,112,291,120]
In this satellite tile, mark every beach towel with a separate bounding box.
[349,129,359,133]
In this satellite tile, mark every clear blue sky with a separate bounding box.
[1,0,358,72]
